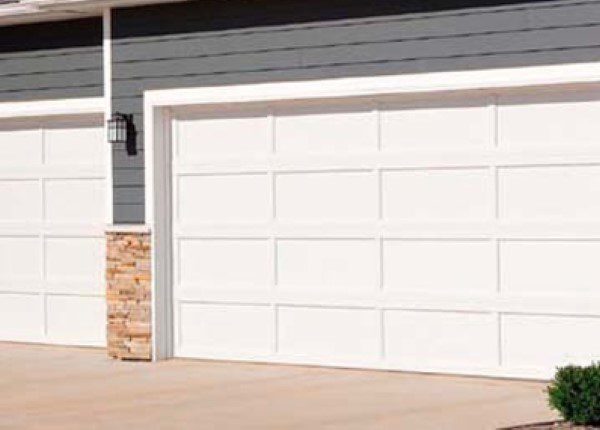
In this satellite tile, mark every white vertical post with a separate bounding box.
[103,8,114,226]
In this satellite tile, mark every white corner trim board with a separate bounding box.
[103,7,114,226]
[144,62,600,377]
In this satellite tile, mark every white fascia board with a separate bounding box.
[0,97,104,119]
[0,0,181,25]
[21,0,183,11]
[145,61,600,108]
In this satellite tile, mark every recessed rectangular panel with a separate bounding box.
[275,105,376,153]
[44,179,105,223]
[0,294,43,342]
[46,295,106,346]
[502,314,600,368]
[178,174,270,224]
[178,303,272,355]
[0,180,40,221]
[385,310,497,367]
[498,92,600,147]
[381,99,491,150]
[0,129,41,166]
[383,240,494,293]
[383,168,491,220]
[44,125,105,165]
[177,112,270,160]
[278,307,379,360]
[276,171,376,221]
[501,241,600,295]
[178,239,270,290]
[45,237,104,292]
[0,237,40,282]
[500,165,600,220]
[277,239,376,293]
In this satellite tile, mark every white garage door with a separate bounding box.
[0,115,106,347]
[171,88,600,378]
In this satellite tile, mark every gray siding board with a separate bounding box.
[112,0,600,224]
[114,149,145,169]
[0,69,103,93]
[114,186,146,205]
[0,17,103,103]
[113,168,145,187]
[0,85,103,102]
[111,2,600,64]
[0,51,102,77]
[112,24,600,84]
[114,204,145,224]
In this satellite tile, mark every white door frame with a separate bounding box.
[144,61,600,364]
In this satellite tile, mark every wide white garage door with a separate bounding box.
[0,115,106,347]
[171,88,600,378]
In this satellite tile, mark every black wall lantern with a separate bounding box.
[108,113,137,155]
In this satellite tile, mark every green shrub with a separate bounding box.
[548,363,600,426]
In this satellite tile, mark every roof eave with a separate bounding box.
[0,0,183,26]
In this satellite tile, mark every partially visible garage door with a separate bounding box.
[171,88,600,378]
[0,114,106,347]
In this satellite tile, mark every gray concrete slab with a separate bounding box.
[0,343,557,429]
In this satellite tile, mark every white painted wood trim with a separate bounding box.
[103,8,114,226]
[145,102,173,360]
[0,97,105,119]
[144,62,600,363]
[105,225,151,234]
[145,61,600,108]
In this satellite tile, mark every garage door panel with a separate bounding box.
[276,171,376,221]
[0,129,42,166]
[277,239,376,293]
[275,105,377,154]
[46,295,106,346]
[45,237,104,293]
[498,91,600,148]
[0,180,41,221]
[177,174,270,224]
[383,240,495,294]
[385,310,498,368]
[499,165,600,220]
[44,179,105,223]
[0,294,43,342]
[382,168,492,220]
[501,240,600,295]
[178,239,271,291]
[172,89,600,377]
[176,111,271,160]
[0,115,106,347]
[0,237,41,282]
[44,125,105,165]
[178,303,273,356]
[502,314,600,369]
[380,98,492,150]
[277,307,379,360]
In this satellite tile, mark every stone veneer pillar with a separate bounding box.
[106,227,152,361]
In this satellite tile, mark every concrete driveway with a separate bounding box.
[0,343,556,430]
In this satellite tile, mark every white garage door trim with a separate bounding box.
[145,62,600,379]
[0,97,110,347]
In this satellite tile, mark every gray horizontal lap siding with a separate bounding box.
[0,18,103,101]
[112,0,600,224]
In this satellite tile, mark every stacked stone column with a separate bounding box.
[106,229,152,360]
